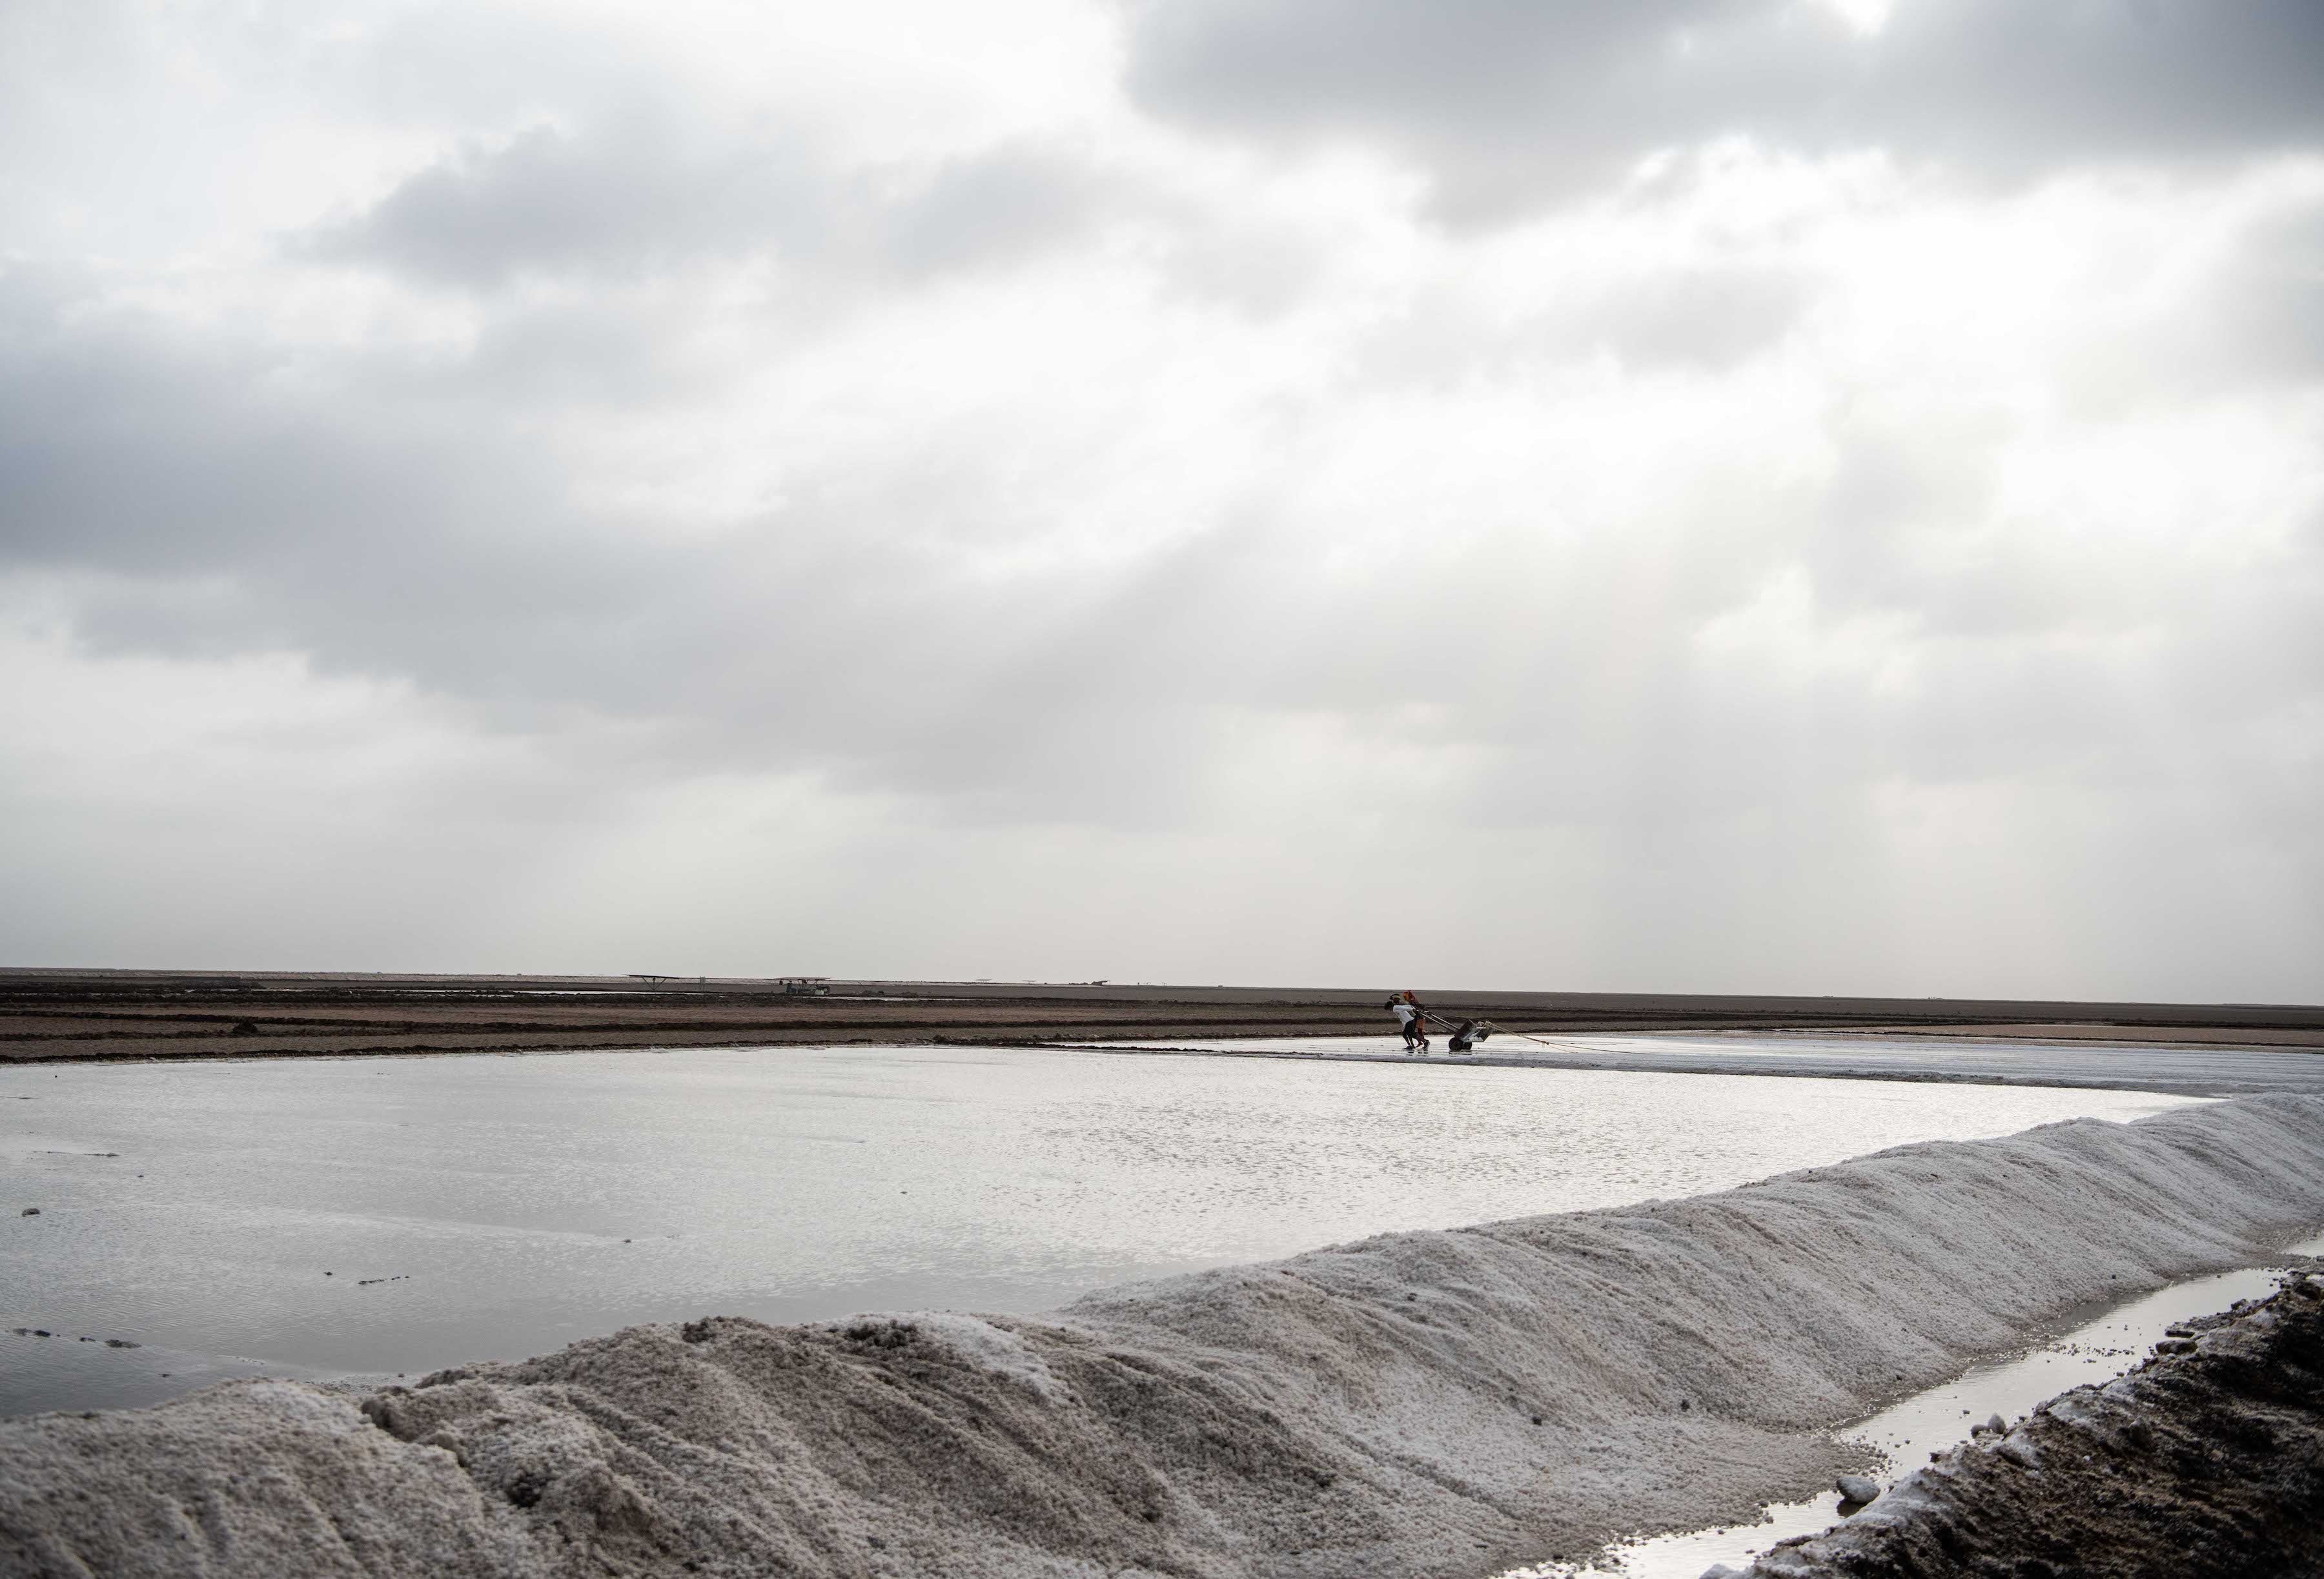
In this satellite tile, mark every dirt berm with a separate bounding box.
[5,1097,2324,1578]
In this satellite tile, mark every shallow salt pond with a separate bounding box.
[1,1044,2192,1416]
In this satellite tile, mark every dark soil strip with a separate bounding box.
[4,969,2320,1065]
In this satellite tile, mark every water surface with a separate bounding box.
[1097,1031,2324,1096]
[1,1044,2189,1416]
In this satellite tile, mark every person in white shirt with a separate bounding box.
[1385,992,1429,1054]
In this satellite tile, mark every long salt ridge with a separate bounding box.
[5,1094,2323,1578]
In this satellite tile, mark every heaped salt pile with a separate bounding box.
[5,1095,2323,1579]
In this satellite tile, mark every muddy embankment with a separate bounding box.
[1741,1270,2324,1579]
[4,1097,2324,1579]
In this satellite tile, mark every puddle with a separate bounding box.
[1507,1231,2324,1579]
[0,1329,344,1414]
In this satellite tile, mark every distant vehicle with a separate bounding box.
[775,977,831,996]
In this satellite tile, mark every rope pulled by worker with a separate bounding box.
[1382,992,1613,1058]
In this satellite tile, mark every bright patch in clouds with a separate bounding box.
[2,0,2319,997]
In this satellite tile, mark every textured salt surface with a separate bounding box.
[4,1096,2323,1579]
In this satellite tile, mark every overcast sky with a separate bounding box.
[3,1,2319,999]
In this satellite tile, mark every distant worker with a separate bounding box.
[1384,993,1414,1050]
[1447,1019,1491,1054]
[1385,992,1426,1054]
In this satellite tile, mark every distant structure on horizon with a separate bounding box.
[622,973,830,993]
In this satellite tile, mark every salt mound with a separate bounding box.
[6,1096,2323,1578]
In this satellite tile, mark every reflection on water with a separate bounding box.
[1,1046,2186,1416]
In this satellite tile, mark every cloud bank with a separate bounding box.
[2,0,2319,996]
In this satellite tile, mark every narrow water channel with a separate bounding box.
[1515,1232,2324,1579]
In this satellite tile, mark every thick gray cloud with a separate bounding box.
[309,121,1110,289]
[0,260,1268,815]
[1,1,2319,995]
[1128,0,2324,215]
[307,122,830,286]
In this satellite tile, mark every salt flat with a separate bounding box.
[0,1043,2183,1416]
[6,1095,2323,1579]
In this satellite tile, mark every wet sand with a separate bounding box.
[5,968,2321,1065]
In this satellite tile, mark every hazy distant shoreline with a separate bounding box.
[5,968,2321,1068]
